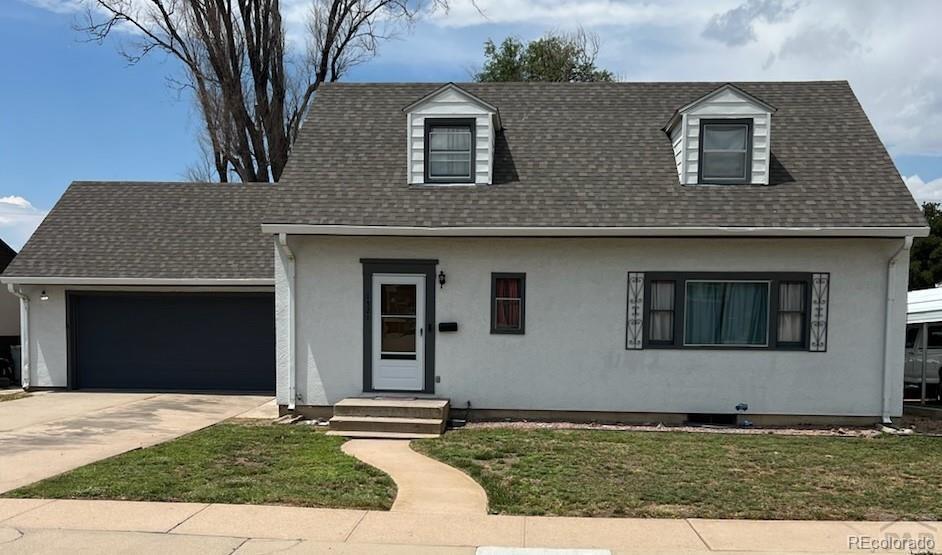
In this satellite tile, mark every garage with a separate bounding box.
[68,292,275,391]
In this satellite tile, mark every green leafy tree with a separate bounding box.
[909,202,942,290]
[475,28,615,83]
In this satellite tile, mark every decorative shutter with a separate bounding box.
[809,273,830,352]
[626,272,645,349]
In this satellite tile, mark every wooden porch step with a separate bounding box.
[329,397,450,437]
[333,397,449,420]
[328,415,445,436]
[325,430,442,439]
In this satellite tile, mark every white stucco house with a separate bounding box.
[0,81,928,426]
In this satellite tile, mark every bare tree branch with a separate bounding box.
[82,0,455,182]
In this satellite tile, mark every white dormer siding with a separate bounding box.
[404,84,500,185]
[670,123,684,182]
[667,85,775,186]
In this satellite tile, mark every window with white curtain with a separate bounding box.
[425,119,474,182]
[641,273,813,350]
[698,119,753,184]
[776,282,807,344]
[649,281,675,343]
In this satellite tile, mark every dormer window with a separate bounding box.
[664,84,776,186]
[403,83,501,186]
[425,119,475,183]
[699,119,753,185]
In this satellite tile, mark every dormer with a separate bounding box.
[403,83,501,185]
[665,84,777,186]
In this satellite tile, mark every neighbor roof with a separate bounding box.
[268,81,925,230]
[2,182,273,282]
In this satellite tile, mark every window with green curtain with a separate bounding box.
[684,281,769,346]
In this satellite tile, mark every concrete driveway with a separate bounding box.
[0,392,272,493]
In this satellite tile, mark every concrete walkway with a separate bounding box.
[0,499,937,554]
[342,439,488,514]
[0,392,272,493]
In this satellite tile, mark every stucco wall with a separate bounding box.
[16,285,67,387]
[277,236,909,417]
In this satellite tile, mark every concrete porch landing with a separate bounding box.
[328,398,449,438]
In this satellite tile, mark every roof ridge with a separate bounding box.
[320,79,851,87]
[69,180,273,187]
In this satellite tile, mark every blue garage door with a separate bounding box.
[69,292,275,391]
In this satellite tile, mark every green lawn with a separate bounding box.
[413,427,942,520]
[7,422,395,510]
[0,391,29,402]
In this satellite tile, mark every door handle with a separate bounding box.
[419,327,423,337]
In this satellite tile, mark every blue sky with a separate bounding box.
[1,0,941,248]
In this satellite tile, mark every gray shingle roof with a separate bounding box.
[2,182,272,280]
[269,81,925,229]
[3,81,926,282]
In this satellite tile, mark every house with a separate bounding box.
[0,239,20,384]
[0,81,928,426]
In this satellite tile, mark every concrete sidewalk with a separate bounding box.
[0,499,937,554]
[342,439,488,514]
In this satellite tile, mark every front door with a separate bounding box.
[371,274,425,391]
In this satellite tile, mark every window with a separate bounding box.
[643,273,812,350]
[906,325,919,349]
[491,273,525,334]
[776,282,807,345]
[929,325,942,348]
[698,119,752,184]
[685,281,769,346]
[425,119,474,182]
[649,281,675,343]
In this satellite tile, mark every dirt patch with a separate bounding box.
[463,420,886,437]
[901,414,942,435]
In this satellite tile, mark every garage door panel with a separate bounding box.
[70,293,275,391]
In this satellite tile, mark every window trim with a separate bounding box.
[424,118,476,183]
[697,118,753,185]
[641,272,812,351]
[490,272,526,335]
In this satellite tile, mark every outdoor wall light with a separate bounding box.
[438,270,447,288]
[39,290,49,301]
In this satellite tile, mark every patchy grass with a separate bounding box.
[0,391,29,402]
[413,427,942,520]
[7,422,395,510]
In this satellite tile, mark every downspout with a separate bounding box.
[882,236,913,424]
[7,284,29,390]
[278,233,297,411]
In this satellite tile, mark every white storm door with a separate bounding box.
[372,274,425,391]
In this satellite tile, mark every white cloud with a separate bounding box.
[19,0,85,14]
[0,196,48,251]
[23,0,942,162]
[421,0,942,160]
[702,0,800,46]
[905,175,942,205]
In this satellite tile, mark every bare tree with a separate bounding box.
[81,0,448,182]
